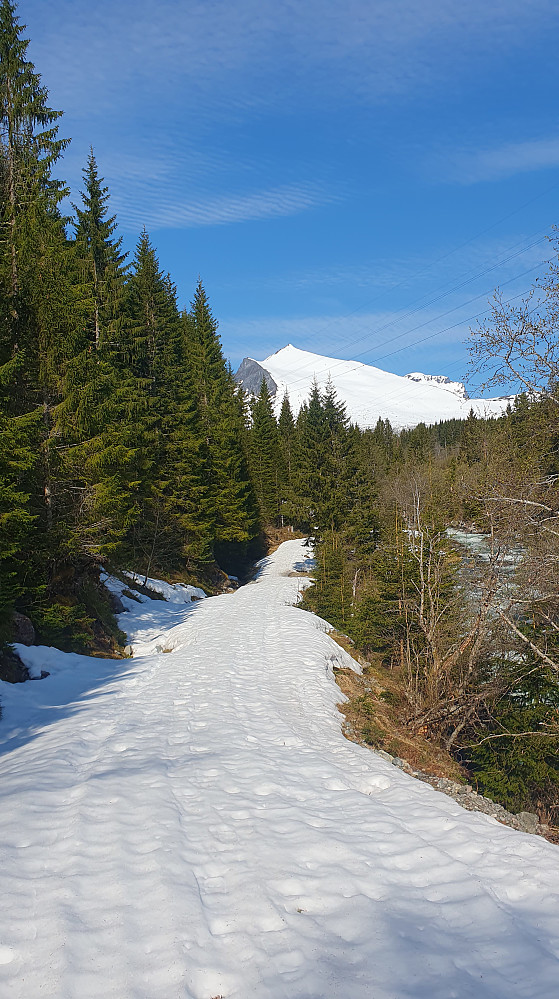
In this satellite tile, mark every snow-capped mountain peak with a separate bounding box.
[234,344,512,430]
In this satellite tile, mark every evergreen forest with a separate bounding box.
[2,0,559,821]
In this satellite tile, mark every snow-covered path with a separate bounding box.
[0,539,558,998]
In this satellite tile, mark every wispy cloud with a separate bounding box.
[26,0,559,120]
[24,0,559,236]
[111,182,335,232]
[59,126,337,233]
[442,137,559,184]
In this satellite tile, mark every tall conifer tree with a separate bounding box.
[122,234,211,572]
[0,0,74,629]
[186,280,259,558]
[55,154,135,564]
[73,149,127,349]
[278,390,296,524]
[249,378,283,524]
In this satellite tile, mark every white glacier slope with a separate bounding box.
[0,539,558,999]
[257,345,513,429]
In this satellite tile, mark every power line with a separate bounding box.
[267,228,551,391]
[281,259,543,393]
[292,179,559,351]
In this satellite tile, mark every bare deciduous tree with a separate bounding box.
[469,241,559,401]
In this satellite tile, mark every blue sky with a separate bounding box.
[22,0,559,391]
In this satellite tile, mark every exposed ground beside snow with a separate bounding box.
[0,539,558,998]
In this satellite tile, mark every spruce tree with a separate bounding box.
[467,652,559,814]
[121,231,184,570]
[53,155,136,566]
[249,378,283,525]
[0,0,68,310]
[0,407,36,634]
[0,0,76,633]
[120,234,212,573]
[304,531,352,629]
[72,148,127,349]
[278,391,296,525]
[291,381,328,530]
[320,377,353,530]
[186,280,259,561]
[291,378,353,533]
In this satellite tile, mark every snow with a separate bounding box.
[404,371,469,400]
[101,570,206,655]
[0,539,558,998]
[258,345,513,429]
[121,571,206,605]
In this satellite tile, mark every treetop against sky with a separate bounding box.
[22,0,559,386]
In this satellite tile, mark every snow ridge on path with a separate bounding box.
[0,540,558,999]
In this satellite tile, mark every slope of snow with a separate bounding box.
[101,570,206,655]
[0,540,558,998]
[257,345,512,429]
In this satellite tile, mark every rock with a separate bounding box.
[234,357,278,397]
[107,591,126,615]
[500,809,516,824]
[0,646,29,683]
[363,740,545,837]
[516,811,540,834]
[11,611,35,646]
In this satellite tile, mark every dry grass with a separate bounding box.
[329,632,465,781]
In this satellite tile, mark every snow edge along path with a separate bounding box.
[0,539,557,998]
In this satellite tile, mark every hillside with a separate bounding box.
[0,540,558,998]
[235,344,513,429]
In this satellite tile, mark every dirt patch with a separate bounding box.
[334,660,463,780]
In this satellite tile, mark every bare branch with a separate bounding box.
[497,609,559,673]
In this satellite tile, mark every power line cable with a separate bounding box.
[265,229,551,390]
[288,289,542,423]
[292,179,559,350]
[280,260,543,393]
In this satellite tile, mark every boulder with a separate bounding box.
[0,646,29,683]
[516,811,540,834]
[107,591,126,615]
[12,611,35,646]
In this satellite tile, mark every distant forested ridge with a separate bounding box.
[2,0,559,822]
